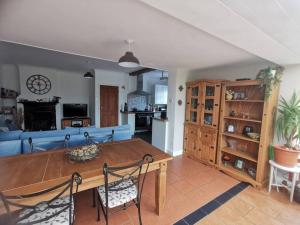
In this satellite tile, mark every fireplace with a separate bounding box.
[22,102,57,131]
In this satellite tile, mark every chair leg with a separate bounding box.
[137,202,142,225]
[92,188,96,208]
[96,194,100,221]
[105,211,108,225]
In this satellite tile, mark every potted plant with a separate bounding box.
[256,66,283,100]
[274,92,300,167]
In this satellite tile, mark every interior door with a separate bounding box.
[100,85,119,127]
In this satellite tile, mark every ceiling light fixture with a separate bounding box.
[84,71,94,78]
[118,39,140,68]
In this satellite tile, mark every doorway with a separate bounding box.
[100,85,118,127]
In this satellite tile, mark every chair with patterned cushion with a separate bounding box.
[28,134,71,153]
[96,154,153,225]
[0,172,82,225]
[84,130,114,145]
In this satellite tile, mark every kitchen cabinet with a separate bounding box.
[155,85,168,104]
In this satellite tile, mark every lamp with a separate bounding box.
[118,39,140,68]
[84,71,94,78]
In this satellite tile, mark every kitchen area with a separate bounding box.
[121,70,168,150]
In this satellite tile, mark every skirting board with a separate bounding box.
[167,149,183,157]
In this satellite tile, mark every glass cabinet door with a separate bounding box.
[186,83,201,124]
[201,83,221,128]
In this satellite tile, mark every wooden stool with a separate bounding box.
[268,160,300,202]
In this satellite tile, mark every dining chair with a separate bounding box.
[28,134,71,153]
[0,172,82,225]
[84,130,114,145]
[96,154,153,225]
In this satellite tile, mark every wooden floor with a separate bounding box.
[75,156,300,225]
[197,186,300,225]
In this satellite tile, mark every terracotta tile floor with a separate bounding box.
[75,156,300,225]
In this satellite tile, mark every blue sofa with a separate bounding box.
[0,124,133,156]
[0,140,22,157]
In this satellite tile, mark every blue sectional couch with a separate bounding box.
[0,124,133,156]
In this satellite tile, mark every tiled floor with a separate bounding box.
[75,156,300,225]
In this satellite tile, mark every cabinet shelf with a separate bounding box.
[221,147,257,163]
[224,116,262,123]
[204,110,213,114]
[225,100,264,103]
[205,96,215,99]
[222,132,260,143]
[219,164,258,185]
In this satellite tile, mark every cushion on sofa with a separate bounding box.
[20,129,79,140]
[79,124,132,135]
[0,130,23,141]
[0,140,22,157]
[113,129,132,141]
[68,134,87,148]
[22,135,71,154]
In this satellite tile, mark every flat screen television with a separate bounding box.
[63,104,88,117]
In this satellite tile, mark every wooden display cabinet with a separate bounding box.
[184,80,222,165]
[217,80,279,187]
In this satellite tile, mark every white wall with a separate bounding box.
[94,69,136,127]
[17,65,91,129]
[143,73,168,104]
[166,61,300,156]
[0,64,20,92]
[0,64,20,121]
[166,69,189,156]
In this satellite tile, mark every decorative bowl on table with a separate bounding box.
[65,144,100,162]
[247,132,260,140]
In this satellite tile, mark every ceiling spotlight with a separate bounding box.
[118,39,140,68]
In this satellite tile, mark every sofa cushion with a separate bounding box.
[0,130,23,141]
[0,140,22,157]
[79,124,132,135]
[22,136,71,154]
[113,129,132,141]
[20,129,79,140]
[68,134,87,148]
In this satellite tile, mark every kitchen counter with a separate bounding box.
[120,110,165,114]
[120,111,136,114]
[152,117,168,122]
[152,117,168,152]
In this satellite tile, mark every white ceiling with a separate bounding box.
[0,0,264,71]
[0,41,140,73]
[141,0,300,65]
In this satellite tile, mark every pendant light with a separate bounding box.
[84,71,94,78]
[118,39,140,68]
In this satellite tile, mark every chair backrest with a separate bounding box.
[84,130,114,145]
[0,172,82,225]
[103,154,153,205]
[29,134,70,153]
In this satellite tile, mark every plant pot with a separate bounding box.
[273,145,300,167]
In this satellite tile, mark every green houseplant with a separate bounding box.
[274,92,300,167]
[256,66,283,100]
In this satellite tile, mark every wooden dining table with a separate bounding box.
[0,138,172,215]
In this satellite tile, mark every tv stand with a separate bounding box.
[61,117,91,129]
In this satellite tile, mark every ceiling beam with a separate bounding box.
[129,68,155,76]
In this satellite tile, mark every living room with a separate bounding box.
[1,1,300,225]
